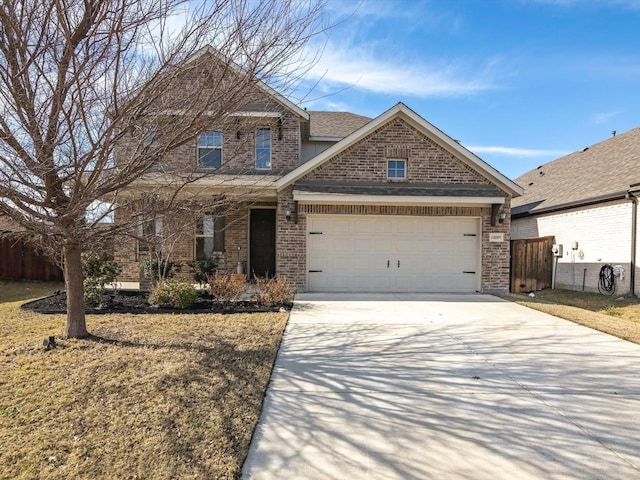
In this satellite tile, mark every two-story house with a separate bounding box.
[114,47,523,294]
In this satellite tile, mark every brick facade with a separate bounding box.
[113,52,303,176]
[276,199,511,294]
[114,201,277,284]
[276,118,512,293]
[303,118,490,185]
[113,52,301,286]
[276,186,306,288]
[114,62,516,293]
[116,109,302,175]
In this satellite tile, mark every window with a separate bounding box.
[387,159,406,179]
[86,200,114,224]
[195,214,225,259]
[195,215,215,259]
[136,215,163,259]
[197,131,222,169]
[255,128,271,170]
[154,215,163,236]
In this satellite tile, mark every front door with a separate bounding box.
[250,209,276,277]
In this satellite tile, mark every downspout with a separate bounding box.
[629,190,637,297]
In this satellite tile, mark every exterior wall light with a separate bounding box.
[284,203,298,224]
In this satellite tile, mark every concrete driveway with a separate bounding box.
[243,294,640,479]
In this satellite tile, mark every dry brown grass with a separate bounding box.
[0,281,287,479]
[502,289,640,345]
[0,280,63,304]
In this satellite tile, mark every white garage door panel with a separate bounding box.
[307,215,480,293]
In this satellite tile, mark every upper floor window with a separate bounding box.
[256,128,271,170]
[198,131,222,169]
[85,200,114,224]
[387,159,406,180]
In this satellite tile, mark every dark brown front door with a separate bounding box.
[250,209,276,277]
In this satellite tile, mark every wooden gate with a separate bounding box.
[510,236,554,293]
[0,237,63,282]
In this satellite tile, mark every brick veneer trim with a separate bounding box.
[299,204,487,216]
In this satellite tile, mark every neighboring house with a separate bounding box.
[511,128,640,295]
[114,48,523,293]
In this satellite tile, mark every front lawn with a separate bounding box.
[0,282,287,479]
[0,280,63,304]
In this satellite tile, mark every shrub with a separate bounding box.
[148,280,197,309]
[253,275,295,307]
[82,252,122,305]
[208,273,247,302]
[140,256,181,284]
[187,257,219,285]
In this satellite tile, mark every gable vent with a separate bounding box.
[385,145,410,158]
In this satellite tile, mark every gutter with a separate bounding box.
[308,136,343,142]
[512,190,628,219]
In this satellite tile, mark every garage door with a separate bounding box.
[307,215,480,293]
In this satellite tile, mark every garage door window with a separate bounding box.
[387,159,406,179]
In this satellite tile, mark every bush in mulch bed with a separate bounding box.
[21,290,292,315]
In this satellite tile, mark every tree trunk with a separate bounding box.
[64,241,88,338]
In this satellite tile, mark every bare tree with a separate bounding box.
[0,0,325,338]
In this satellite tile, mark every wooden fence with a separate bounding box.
[510,236,555,293]
[0,237,63,282]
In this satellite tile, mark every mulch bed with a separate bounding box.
[21,290,291,315]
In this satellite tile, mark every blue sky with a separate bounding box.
[294,0,640,180]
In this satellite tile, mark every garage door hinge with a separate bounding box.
[463,233,477,237]
[463,271,476,274]
[308,270,323,273]
[309,232,323,235]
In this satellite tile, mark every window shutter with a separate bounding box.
[214,215,225,251]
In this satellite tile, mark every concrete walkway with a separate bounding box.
[242,294,640,479]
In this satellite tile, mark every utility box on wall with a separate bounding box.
[552,244,563,257]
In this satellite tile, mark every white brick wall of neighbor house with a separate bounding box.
[512,200,640,295]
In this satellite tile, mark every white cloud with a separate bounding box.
[302,42,500,99]
[591,111,622,124]
[466,146,570,157]
[327,0,416,20]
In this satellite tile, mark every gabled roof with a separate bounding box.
[277,102,524,197]
[307,111,371,139]
[186,46,309,121]
[512,127,640,216]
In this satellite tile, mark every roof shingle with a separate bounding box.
[307,111,371,138]
[511,127,640,215]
